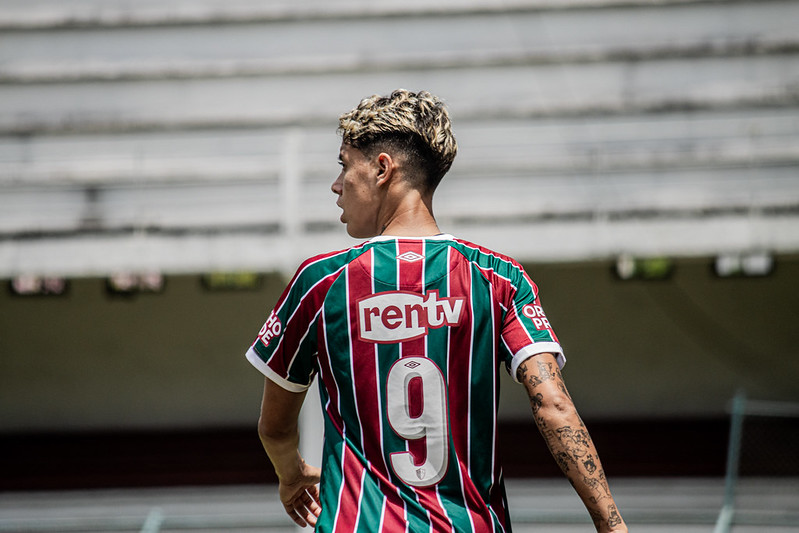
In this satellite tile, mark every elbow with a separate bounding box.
[536,391,577,421]
[258,414,278,442]
[550,393,574,416]
[257,415,269,441]
[258,413,296,444]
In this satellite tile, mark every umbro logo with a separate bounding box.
[397,251,424,262]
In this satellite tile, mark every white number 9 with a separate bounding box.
[386,357,449,487]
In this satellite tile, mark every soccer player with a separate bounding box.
[247,89,627,532]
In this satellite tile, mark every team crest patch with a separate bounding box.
[397,251,424,262]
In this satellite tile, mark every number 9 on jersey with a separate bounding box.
[386,356,450,487]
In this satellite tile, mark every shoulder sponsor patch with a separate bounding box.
[522,304,551,331]
[257,310,282,348]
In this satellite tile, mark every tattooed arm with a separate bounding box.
[517,353,627,533]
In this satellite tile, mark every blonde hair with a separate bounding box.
[338,89,457,191]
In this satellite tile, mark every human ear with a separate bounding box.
[375,152,394,186]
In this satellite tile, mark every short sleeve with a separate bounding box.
[500,268,565,383]
[245,261,332,392]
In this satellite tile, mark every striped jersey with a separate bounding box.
[246,234,564,533]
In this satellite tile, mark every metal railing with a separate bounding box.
[714,391,799,533]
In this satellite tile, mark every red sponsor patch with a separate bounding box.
[257,310,282,348]
[522,304,552,331]
[357,290,465,344]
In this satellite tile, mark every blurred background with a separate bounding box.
[1,0,798,528]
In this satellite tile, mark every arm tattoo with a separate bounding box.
[536,359,557,382]
[607,504,623,528]
[557,426,590,456]
[581,472,611,503]
[525,360,556,389]
[521,358,573,401]
[554,450,574,473]
[583,455,597,474]
[529,392,543,413]
[521,358,622,529]
[590,503,623,529]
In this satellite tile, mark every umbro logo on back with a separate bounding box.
[397,251,424,262]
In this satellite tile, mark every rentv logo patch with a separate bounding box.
[357,290,465,343]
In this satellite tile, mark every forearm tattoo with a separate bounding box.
[518,358,621,530]
[519,359,573,401]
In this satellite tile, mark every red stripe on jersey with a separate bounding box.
[445,254,473,465]
[316,308,344,436]
[333,445,367,533]
[446,252,494,531]
[501,304,537,355]
[396,240,425,291]
[397,240,426,358]
[346,251,389,476]
[379,490,407,533]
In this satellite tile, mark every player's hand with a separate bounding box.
[278,462,322,528]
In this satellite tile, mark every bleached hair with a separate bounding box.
[338,89,458,191]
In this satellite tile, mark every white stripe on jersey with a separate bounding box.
[352,468,367,533]
[377,496,387,533]
[466,262,474,479]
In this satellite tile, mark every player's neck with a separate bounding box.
[377,194,440,237]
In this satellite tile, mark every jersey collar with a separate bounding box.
[366,233,454,243]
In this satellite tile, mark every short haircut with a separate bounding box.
[338,89,458,192]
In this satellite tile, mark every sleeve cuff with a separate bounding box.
[246,346,311,393]
[509,342,566,384]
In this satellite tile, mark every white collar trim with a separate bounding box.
[367,233,454,243]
